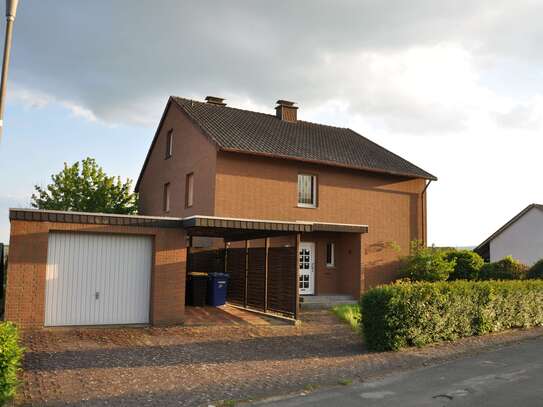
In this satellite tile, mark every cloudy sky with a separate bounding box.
[1,0,542,246]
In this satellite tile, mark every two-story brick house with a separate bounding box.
[4,95,436,328]
[136,96,436,300]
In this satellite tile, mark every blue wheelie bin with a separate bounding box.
[207,272,229,306]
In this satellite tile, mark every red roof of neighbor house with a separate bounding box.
[136,97,437,191]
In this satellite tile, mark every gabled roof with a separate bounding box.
[474,204,543,259]
[136,97,436,190]
[171,97,436,180]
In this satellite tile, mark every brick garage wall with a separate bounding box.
[5,220,187,329]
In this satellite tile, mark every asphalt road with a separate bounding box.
[254,336,543,406]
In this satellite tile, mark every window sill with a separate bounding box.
[297,204,317,209]
[326,264,336,269]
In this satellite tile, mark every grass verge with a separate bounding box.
[331,303,361,333]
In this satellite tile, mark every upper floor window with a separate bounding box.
[326,242,335,267]
[297,174,317,207]
[185,173,194,208]
[163,182,170,212]
[165,129,174,159]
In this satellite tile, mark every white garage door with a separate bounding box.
[45,232,152,326]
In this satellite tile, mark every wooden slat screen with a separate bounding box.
[267,247,297,316]
[187,245,297,318]
[225,248,246,306]
[247,248,266,310]
[187,249,225,274]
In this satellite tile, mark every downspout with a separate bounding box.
[421,180,433,246]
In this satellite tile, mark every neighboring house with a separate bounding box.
[474,204,543,265]
[136,96,436,297]
[4,96,436,329]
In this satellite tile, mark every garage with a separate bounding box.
[45,232,153,326]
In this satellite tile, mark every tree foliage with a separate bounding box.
[479,256,528,280]
[31,158,138,214]
[528,259,543,279]
[399,241,456,282]
[446,250,484,280]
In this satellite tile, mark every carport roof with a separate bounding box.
[182,215,368,241]
[9,209,369,240]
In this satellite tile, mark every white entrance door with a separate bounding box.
[45,232,152,326]
[299,242,315,295]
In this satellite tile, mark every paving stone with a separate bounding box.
[16,310,543,406]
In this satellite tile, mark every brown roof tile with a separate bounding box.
[172,97,436,180]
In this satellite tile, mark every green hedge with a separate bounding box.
[0,322,23,405]
[479,256,528,280]
[360,280,543,351]
[528,259,543,279]
[446,250,484,280]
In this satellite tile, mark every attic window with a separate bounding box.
[165,129,174,159]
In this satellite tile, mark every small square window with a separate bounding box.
[326,242,335,267]
[163,182,171,212]
[165,130,174,158]
[297,174,317,207]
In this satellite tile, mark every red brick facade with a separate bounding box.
[136,102,427,295]
[6,219,187,329]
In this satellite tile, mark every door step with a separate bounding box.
[300,295,357,310]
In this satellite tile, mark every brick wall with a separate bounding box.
[215,151,426,289]
[137,101,218,218]
[6,220,187,329]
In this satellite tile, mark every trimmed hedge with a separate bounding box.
[0,322,23,404]
[360,280,543,351]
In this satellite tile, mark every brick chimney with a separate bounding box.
[275,100,298,122]
[205,96,226,106]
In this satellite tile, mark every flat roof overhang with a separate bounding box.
[183,215,369,241]
[9,209,369,242]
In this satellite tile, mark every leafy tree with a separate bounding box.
[446,250,484,280]
[400,241,456,282]
[31,157,138,214]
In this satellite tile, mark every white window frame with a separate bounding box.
[326,242,335,268]
[297,174,317,208]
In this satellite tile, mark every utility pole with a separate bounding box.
[0,0,19,142]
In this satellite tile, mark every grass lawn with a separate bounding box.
[331,303,361,333]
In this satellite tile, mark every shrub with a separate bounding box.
[399,241,455,282]
[0,322,23,404]
[528,259,543,279]
[446,250,484,280]
[360,280,543,351]
[479,256,528,280]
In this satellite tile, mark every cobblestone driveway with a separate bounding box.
[18,311,543,406]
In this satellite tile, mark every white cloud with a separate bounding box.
[4,0,543,247]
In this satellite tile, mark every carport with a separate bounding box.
[182,216,369,320]
[182,216,312,319]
